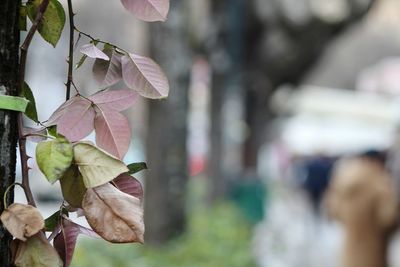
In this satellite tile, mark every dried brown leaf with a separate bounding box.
[82,183,144,243]
[14,233,63,267]
[0,203,44,241]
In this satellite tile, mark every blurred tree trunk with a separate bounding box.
[0,0,20,265]
[208,0,377,201]
[242,0,376,175]
[145,0,191,245]
[208,0,243,201]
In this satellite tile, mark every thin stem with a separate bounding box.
[47,224,61,242]
[66,0,75,101]
[23,133,55,140]
[3,183,24,209]
[71,80,81,94]
[17,0,51,207]
[74,27,129,54]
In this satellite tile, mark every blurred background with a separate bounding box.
[16,0,400,266]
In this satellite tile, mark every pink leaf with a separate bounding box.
[22,127,47,143]
[57,98,95,141]
[121,53,169,99]
[120,0,169,22]
[93,48,123,88]
[54,218,99,267]
[89,89,138,111]
[45,96,81,126]
[114,173,143,202]
[94,106,131,159]
[80,44,110,61]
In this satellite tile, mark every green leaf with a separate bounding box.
[44,211,60,232]
[0,95,29,112]
[60,166,87,208]
[75,40,99,69]
[127,162,147,174]
[44,209,68,231]
[26,0,66,47]
[36,136,73,184]
[47,125,58,137]
[75,54,88,69]
[19,5,27,31]
[73,142,128,188]
[20,82,38,122]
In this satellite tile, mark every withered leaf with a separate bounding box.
[82,183,144,243]
[14,233,63,267]
[0,203,44,241]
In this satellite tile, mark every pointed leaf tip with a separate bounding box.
[73,142,128,188]
[120,0,170,22]
[80,44,110,61]
[93,46,123,88]
[20,82,38,122]
[121,53,169,99]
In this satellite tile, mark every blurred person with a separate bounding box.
[297,155,336,214]
[325,152,398,267]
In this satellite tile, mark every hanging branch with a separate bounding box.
[74,27,128,54]
[17,0,51,207]
[66,0,75,101]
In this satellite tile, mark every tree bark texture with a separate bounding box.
[0,0,20,265]
[144,0,191,245]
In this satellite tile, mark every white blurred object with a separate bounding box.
[253,183,342,267]
[357,57,400,95]
[274,85,400,155]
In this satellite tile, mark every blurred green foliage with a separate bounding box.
[71,179,256,267]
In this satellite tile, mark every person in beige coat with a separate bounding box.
[325,154,399,267]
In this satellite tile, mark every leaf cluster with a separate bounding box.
[2,0,171,266]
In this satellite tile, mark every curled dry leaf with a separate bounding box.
[93,46,123,88]
[121,53,169,99]
[14,233,63,267]
[120,0,170,22]
[82,183,144,243]
[0,203,44,241]
[73,142,128,188]
[80,43,110,60]
[60,165,87,208]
